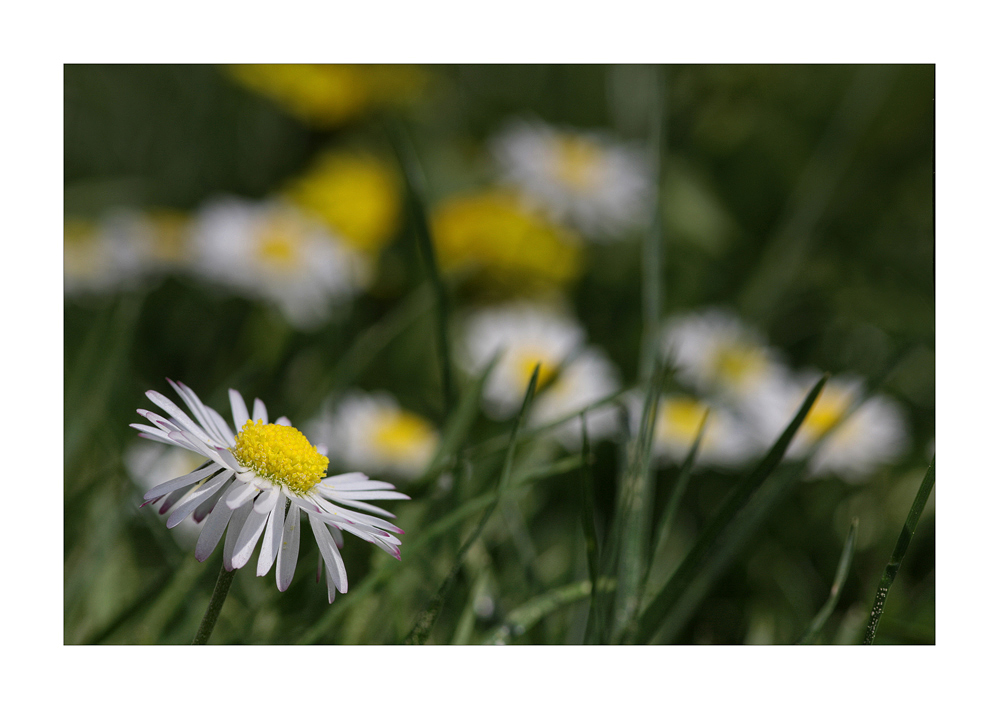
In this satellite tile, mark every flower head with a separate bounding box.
[307,391,440,480]
[131,380,408,602]
[189,198,370,328]
[490,120,653,239]
[643,394,762,468]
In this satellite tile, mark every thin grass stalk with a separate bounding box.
[485,578,617,645]
[629,374,828,644]
[863,457,935,645]
[798,518,859,644]
[579,416,606,644]
[388,120,455,415]
[192,565,236,645]
[403,365,541,645]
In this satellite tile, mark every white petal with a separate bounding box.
[252,398,268,424]
[142,462,219,500]
[326,498,396,518]
[254,487,280,513]
[193,484,227,523]
[230,507,270,569]
[166,470,234,529]
[145,390,215,446]
[309,514,348,594]
[130,424,176,445]
[225,480,259,510]
[195,497,235,562]
[229,389,250,431]
[257,492,286,577]
[168,380,231,448]
[319,480,397,492]
[276,503,301,591]
[320,489,410,501]
[275,416,291,426]
[223,503,255,571]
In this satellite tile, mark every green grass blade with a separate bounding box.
[798,517,859,644]
[629,373,828,644]
[611,359,670,639]
[638,66,667,382]
[403,365,541,645]
[578,415,606,643]
[388,120,455,415]
[484,578,617,645]
[863,457,935,645]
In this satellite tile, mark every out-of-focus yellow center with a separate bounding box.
[286,152,401,253]
[802,389,851,439]
[232,419,328,494]
[255,217,301,269]
[712,344,766,389]
[659,397,708,441]
[552,136,602,191]
[372,411,437,459]
[148,211,190,264]
[514,350,558,391]
[64,219,102,277]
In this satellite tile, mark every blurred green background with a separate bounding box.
[64,64,933,645]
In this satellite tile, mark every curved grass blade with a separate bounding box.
[485,577,617,645]
[628,373,828,644]
[797,517,859,644]
[863,457,935,645]
[403,365,541,645]
[388,120,455,415]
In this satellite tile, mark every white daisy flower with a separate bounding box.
[490,119,653,239]
[661,309,788,405]
[530,347,622,450]
[641,394,761,468]
[752,373,910,483]
[306,391,440,480]
[131,380,408,603]
[189,198,371,328]
[124,441,206,549]
[460,301,586,420]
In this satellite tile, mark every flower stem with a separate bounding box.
[192,565,236,645]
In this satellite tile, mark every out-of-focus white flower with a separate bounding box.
[490,120,653,240]
[530,347,622,449]
[460,301,586,420]
[131,380,407,602]
[306,391,439,480]
[753,373,910,482]
[64,210,192,295]
[124,441,207,549]
[189,198,370,328]
[662,309,787,405]
[642,394,761,468]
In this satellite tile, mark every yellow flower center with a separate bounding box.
[255,216,302,269]
[711,344,766,389]
[552,136,602,191]
[802,389,852,439]
[64,218,103,278]
[372,411,437,460]
[231,419,328,494]
[513,349,558,391]
[148,211,190,264]
[659,397,709,441]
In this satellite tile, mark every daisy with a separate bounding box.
[430,190,582,295]
[188,198,371,328]
[661,309,788,405]
[529,347,622,449]
[306,391,439,480]
[752,373,910,482]
[460,301,586,420]
[644,394,761,468]
[284,150,402,255]
[490,119,653,239]
[131,380,408,603]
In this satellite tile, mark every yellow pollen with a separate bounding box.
[514,350,558,391]
[803,390,852,439]
[659,397,709,441]
[372,411,437,459]
[231,419,328,494]
[712,345,765,388]
[553,136,602,191]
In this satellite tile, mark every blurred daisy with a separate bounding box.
[646,394,761,468]
[460,301,586,420]
[189,198,370,328]
[285,150,402,255]
[431,190,582,295]
[662,309,787,404]
[307,391,439,480]
[228,64,427,129]
[753,373,910,482]
[64,210,192,295]
[490,119,653,239]
[530,347,622,449]
[124,441,205,549]
[131,380,408,602]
